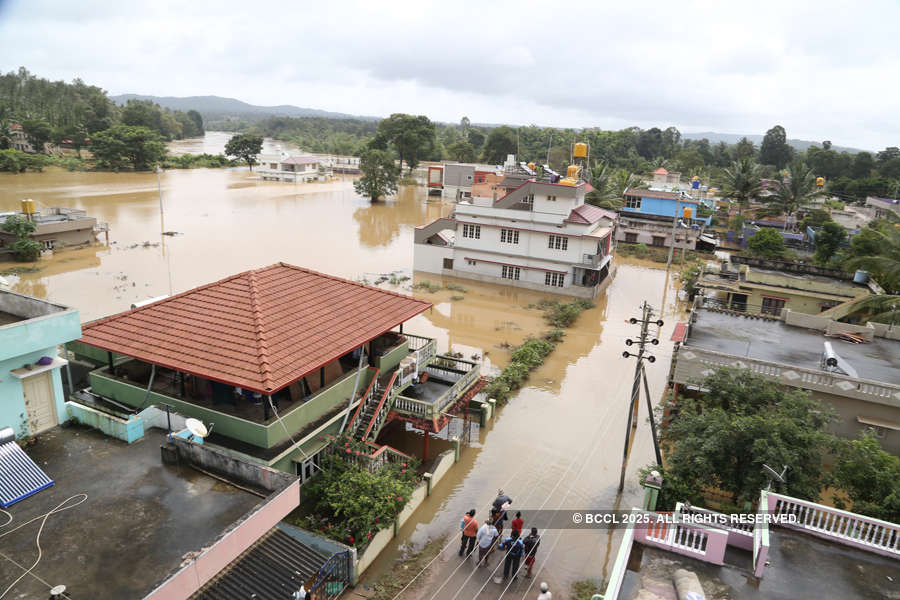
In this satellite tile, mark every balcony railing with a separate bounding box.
[634,510,728,565]
[673,345,900,405]
[405,333,437,367]
[393,355,480,421]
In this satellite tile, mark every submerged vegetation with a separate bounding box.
[484,299,594,403]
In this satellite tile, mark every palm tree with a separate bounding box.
[839,223,899,323]
[760,161,824,221]
[719,158,762,217]
[587,162,642,210]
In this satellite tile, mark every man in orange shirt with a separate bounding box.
[458,509,478,557]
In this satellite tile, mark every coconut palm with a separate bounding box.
[760,161,824,220]
[587,161,642,210]
[839,223,900,323]
[719,158,763,216]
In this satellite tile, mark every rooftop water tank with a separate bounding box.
[816,176,825,187]
[853,270,869,284]
[566,165,579,179]
[683,207,693,219]
[573,142,588,158]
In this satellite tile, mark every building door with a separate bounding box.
[22,371,58,435]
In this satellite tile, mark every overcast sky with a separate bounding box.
[1,0,897,150]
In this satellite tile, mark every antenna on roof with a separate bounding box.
[185,418,213,442]
[762,464,788,492]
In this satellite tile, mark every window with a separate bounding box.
[547,195,557,202]
[466,259,477,266]
[544,272,565,287]
[501,265,520,280]
[651,236,666,247]
[522,193,534,204]
[624,196,642,209]
[625,232,638,243]
[548,235,568,250]
[297,451,322,483]
[41,240,55,250]
[443,258,454,269]
[500,229,519,244]
[761,297,787,316]
[462,224,481,239]
[269,162,278,169]
[820,302,839,312]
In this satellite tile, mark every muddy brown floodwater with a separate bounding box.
[0,135,686,598]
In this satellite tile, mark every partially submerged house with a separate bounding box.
[0,202,105,252]
[70,263,484,476]
[257,154,332,182]
[414,172,616,297]
[0,288,81,438]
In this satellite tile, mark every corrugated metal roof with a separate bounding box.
[190,528,332,600]
[78,263,432,393]
[0,441,54,508]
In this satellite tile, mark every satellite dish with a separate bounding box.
[185,418,209,440]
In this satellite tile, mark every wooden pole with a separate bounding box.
[642,364,663,467]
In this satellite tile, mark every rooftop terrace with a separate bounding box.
[685,309,900,385]
[624,528,898,599]
[0,426,261,600]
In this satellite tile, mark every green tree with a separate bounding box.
[21,119,52,153]
[799,208,831,231]
[374,113,435,173]
[224,133,263,170]
[844,221,900,294]
[1,214,41,261]
[90,125,166,170]
[813,221,846,264]
[850,151,875,179]
[733,137,756,160]
[747,227,786,258]
[654,368,834,506]
[830,431,900,523]
[446,139,476,162]
[762,161,824,219]
[480,126,518,163]
[354,149,398,201]
[719,158,762,217]
[759,125,793,169]
[467,128,486,151]
[186,110,204,136]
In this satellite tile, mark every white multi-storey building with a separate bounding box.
[256,154,332,182]
[414,178,616,297]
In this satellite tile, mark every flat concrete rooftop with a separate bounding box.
[0,425,261,600]
[686,310,900,385]
[622,528,899,599]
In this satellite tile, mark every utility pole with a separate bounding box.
[665,196,682,270]
[618,301,664,492]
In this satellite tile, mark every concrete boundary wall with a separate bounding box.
[355,449,457,578]
[173,436,294,493]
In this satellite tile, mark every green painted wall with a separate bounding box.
[374,341,409,373]
[67,341,128,366]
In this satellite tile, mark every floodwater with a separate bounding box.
[0,134,686,598]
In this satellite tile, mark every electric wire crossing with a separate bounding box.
[618,301,664,492]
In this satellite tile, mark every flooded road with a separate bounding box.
[0,135,686,597]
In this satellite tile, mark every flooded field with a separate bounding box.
[0,136,686,597]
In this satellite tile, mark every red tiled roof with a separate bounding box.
[671,322,687,342]
[565,204,617,225]
[79,263,432,393]
[653,168,669,175]
[281,156,320,165]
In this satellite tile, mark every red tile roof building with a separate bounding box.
[79,263,432,393]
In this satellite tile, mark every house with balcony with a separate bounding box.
[0,288,81,439]
[257,154,332,182]
[599,480,899,600]
[670,304,900,454]
[69,263,483,478]
[695,255,880,317]
[616,188,714,251]
[414,176,617,298]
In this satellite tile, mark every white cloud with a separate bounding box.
[0,0,897,149]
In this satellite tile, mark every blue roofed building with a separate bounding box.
[616,188,716,251]
[0,288,81,439]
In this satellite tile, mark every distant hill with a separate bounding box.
[682,131,863,154]
[109,94,375,122]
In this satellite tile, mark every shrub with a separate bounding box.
[747,227,786,258]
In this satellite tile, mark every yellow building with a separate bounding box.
[696,256,879,316]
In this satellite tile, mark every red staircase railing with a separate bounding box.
[345,366,379,436]
[361,370,400,441]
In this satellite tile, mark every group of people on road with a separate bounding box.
[457,489,546,593]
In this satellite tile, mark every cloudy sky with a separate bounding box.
[1,0,897,150]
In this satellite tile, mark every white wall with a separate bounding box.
[413,244,453,274]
